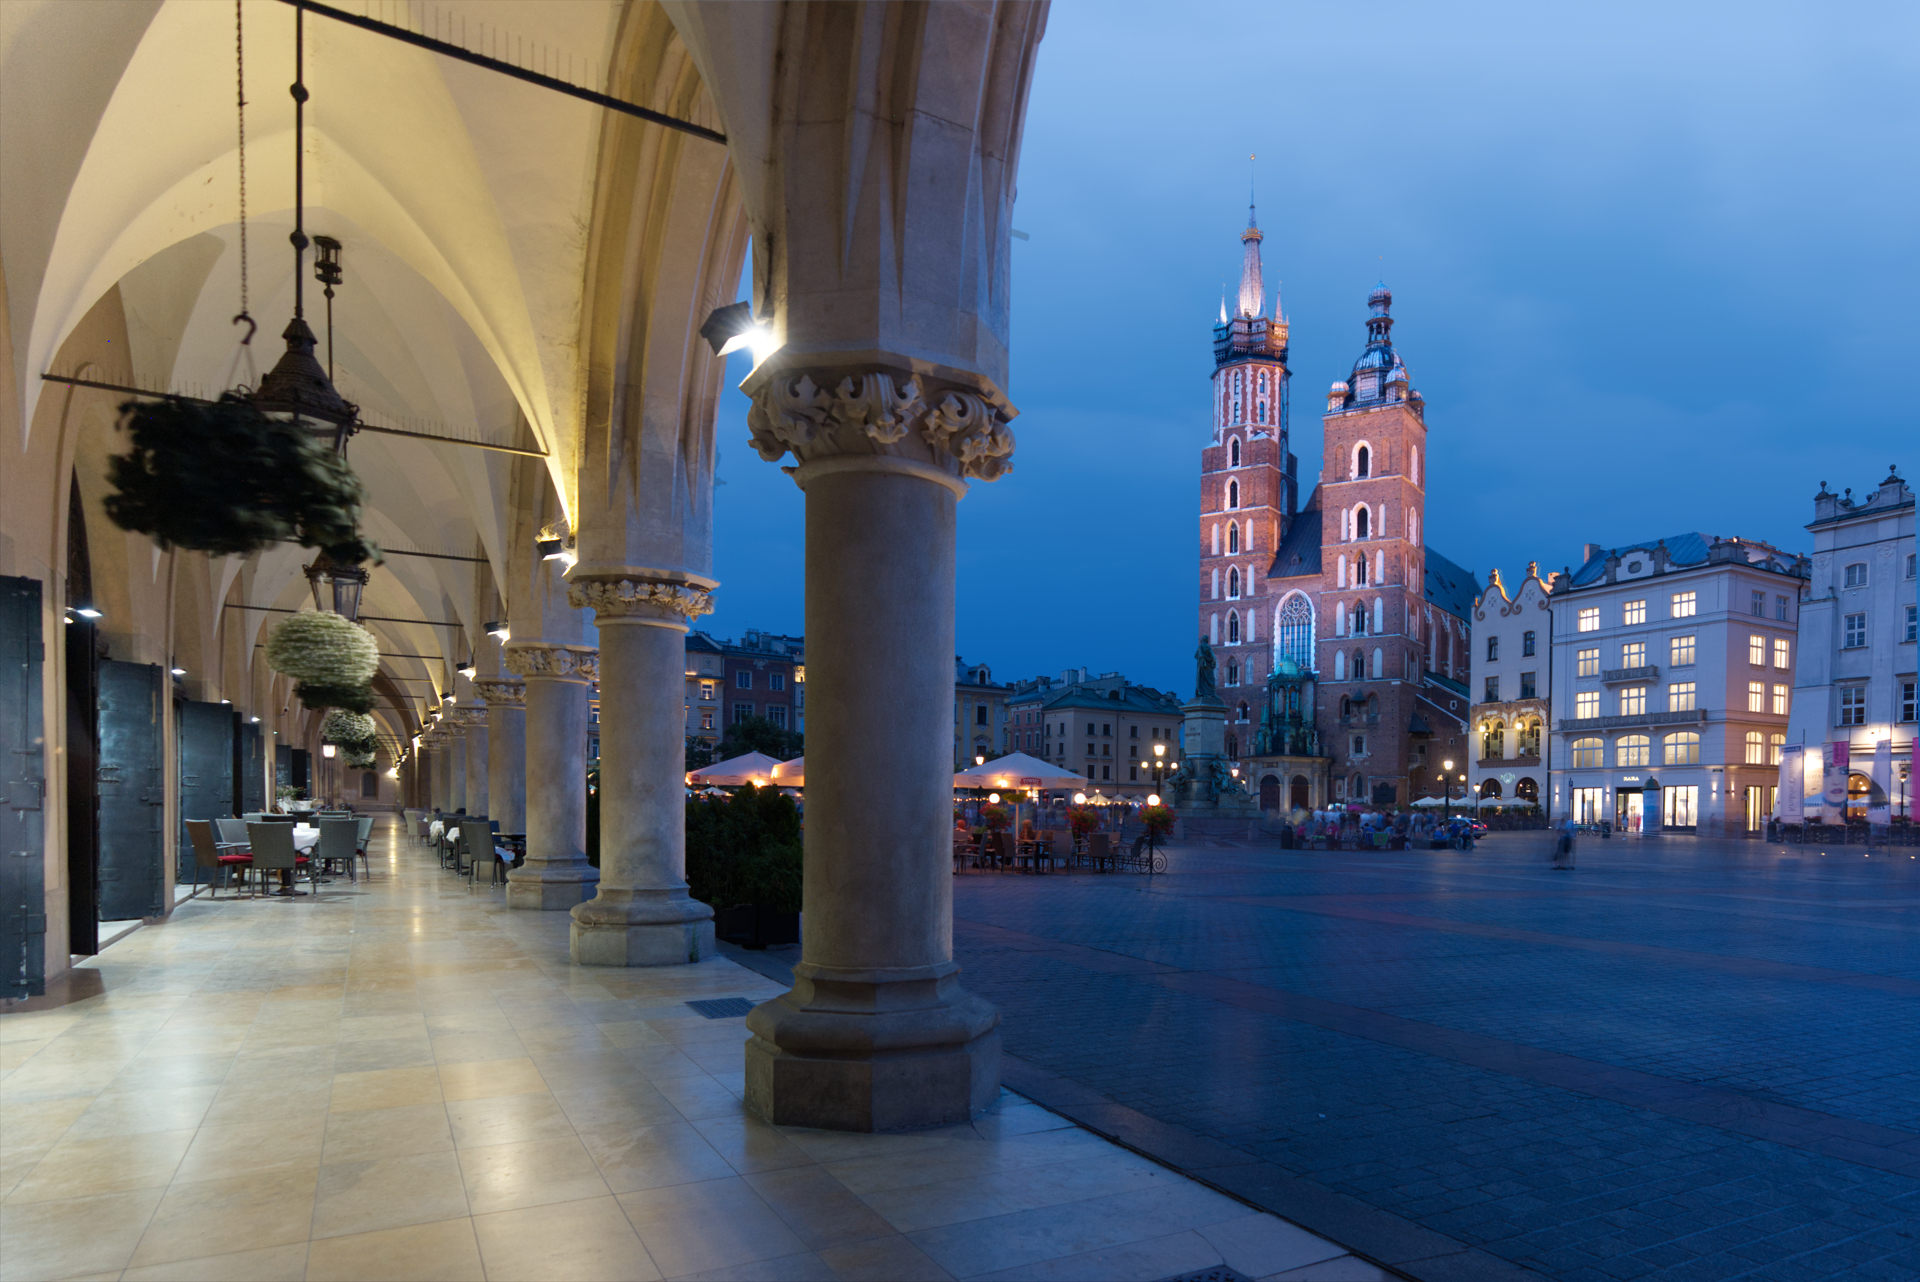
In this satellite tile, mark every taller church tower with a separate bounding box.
[1197,206,1297,688]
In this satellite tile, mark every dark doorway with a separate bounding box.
[0,575,47,999]
[1259,774,1279,811]
[237,717,265,813]
[97,661,165,921]
[1515,777,1538,805]
[1291,775,1310,811]
[64,478,101,956]
[177,701,234,885]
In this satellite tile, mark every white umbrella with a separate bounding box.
[688,751,786,788]
[952,752,1087,792]
[1411,795,1447,807]
[769,757,805,787]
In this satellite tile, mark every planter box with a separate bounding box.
[716,904,800,950]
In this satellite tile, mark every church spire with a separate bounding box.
[1237,205,1265,318]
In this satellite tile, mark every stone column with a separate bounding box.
[446,728,468,813]
[457,708,490,819]
[741,371,1010,1130]
[502,643,600,909]
[426,741,446,812]
[566,578,717,967]
[476,678,527,833]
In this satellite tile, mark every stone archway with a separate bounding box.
[1259,774,1280,811]
[1515,777,1538,804]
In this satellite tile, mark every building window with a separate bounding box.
[1620,686,1647,716]
[1571,738,1603,768]
[1576,647,1600,678]
[1748,681,1765,712]
[1843,613,1867,648]
[1907,605,1918,642]
[1228,480,1239,509]
[1668,682,1696,712]
[1671,591,1696,618]
[1664,731,1701,765]
[1480,721,1504,758]
[1277,595,1315,670]
[732,703,754,724]
[1229,612,1241,643]
[1517,718,1541,756]
[1773,684,1790,715]
[1522,630,1536,657]
[1844,562,1868,588]
[1228,523,1239,553]
[1770,733,1785,764]
[1356,445,1371,478]
[1484,676,1500,702]
[1623,599,1646,626]
[1775,595,1789,620]
[1839,687,1867,726]
[1617,735,1650,767]
[1908,553,1917,579]
[1520,671,1537,699]
[1745,731,1765,764]
[700,710,714,731]
[1575,691,1600,719]
[1352,734,1366,756]
[1670,635,1696,667]
[735,670,752,689]
[1622,641,1646,668]
[1355,506,1370,540]
[1226,661,1240,686]
[767,705,789,729]
[1750,590,1765,617]
[769,672,785,692]
[1578,608,1600,633]
[700,680,715,701]
[1902,681,1917,722]
[1228,568,1240,598]
[975,704,988,726]
[1773,638,1790,668]
[1230,437,1241,467]
[1749,634,1766,666]
[1487,636,1499,662]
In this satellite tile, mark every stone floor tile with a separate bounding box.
[320,1101,456,1164]
[472,1195,661,1281]
[457,1135,610,1215]
[121,1241,311,1281]
[0,1184,164,1281]
[579,1118,737,1194]
[1197,1213,1352,1278]
[304,1216,484,1281]
[618,1176,809,1278]
[5,1128,195,1204]
[127,1167,318,1267]
[445,1090,574,1149]
[328,1064,444,1113]
[966,1228,1223,1282]
[744,1164,896,1251]
[692,1113,816,1175]
[1260,1256,1393,1281]
[311,1150,471,1239]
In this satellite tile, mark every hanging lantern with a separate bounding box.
[304,549,370,622]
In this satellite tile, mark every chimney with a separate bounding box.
[1582,543,1603,565]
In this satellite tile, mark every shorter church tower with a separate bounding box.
[1198,205,1297,733]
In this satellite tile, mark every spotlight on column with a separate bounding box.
[170,666,187,677]
[699,300,780,363]
[486,621,509,641]
[457,656,477,680]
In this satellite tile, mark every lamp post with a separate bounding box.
[1138,741,1177,802]
[1442,758,1455,819]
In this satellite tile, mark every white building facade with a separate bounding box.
[1549,534,1808,834]
[1784,472,1918,821]
[1469,565,1560,809]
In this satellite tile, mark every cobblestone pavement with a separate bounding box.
[951,832,1920,1282]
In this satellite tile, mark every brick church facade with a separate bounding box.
[1197,209,1475,810]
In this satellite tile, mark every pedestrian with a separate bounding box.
[1553,815,1576,870]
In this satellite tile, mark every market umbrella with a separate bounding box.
[769,757,805,787]
[1410,796,1447,807]
[687,751,786,788]
[951,752,1086,792]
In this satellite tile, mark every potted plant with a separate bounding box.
[1139,804,1176,840]
[1066,805,1099,853]
[265,611,378,695]
[981,805,1014,833]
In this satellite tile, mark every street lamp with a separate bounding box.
[1442,758,1455,819]
[1139,741,1175,802]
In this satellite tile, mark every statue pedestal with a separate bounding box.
[1174,696,1260,821]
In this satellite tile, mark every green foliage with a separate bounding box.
[717,713,801,763]
[294,681,375,714]
[685,738,715,771]
[266,610,378,686]
[321,709,375,744]
[104,395,377,561]
[344,751,377,770]
[684,785,803,913]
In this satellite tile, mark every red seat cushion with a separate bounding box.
[294,856,311,864]
[217,854,252,864]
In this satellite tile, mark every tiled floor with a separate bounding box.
[0,819,1379,1282]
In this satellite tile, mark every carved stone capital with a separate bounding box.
[747,367,1016,484]
[448,707,490,730]
[503,642,600,685]
[567,576,715,624]
[473,678,526,708]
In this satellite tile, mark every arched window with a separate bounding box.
[1340,697,1352,717]
[1371,647,1383,678]
[1226,660,1240,686]
[360,771,379,798]
[1515,777,1538,804]
[1211,523,1220,556]
[1570,737,1603,768]
[1237,701,1250,723]
[1210,613,1219,645]
[1351,648,1364,677]
[1409,508,1420,546]
[1228,524,1239,553]
[1517,718,1541,756]
[1481,720,1505,759]
[1355,506,1370,540]
[1334,650,1347,680]
[1664,731,1701,765]
[1228,611,1241,643]
[1227,480,1239,509]
[1769,733,1785,765]
[1228,568,1240,598]
[1350,602,1366,636]
[1411,445,1420,486]
[1480,777,1503,799]
[1356,445,1370,478]
[1356,555,1369,585]
[1276,594,1314,670]
[1230,437,1241,467]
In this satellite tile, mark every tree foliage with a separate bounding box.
[684,785,802,913]
[716,713,802,762]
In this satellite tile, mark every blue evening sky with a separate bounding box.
[705,0,1918,698]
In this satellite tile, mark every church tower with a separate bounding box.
[1317,284,1432,804]
[1197,206,1296,707]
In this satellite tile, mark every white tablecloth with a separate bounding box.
[291,824,319,854]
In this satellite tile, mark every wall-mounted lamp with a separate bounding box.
[70,606,102,620]
[322,744,337,758]
[486,622,509,641]
[457,657,478,680]
[250,715,261,723]
[699,301,780,364]
[170,666,187,677]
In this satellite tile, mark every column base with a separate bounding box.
[569,889,716,967]
[505,861,599,911]
[744,963,1001,1131]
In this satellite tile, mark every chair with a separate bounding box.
[314,818,359,883]
[185,820,251,897]
[459,819,499,886]
[1086,832,1111,873]
[354,815,374,877]
[246,822,309,896]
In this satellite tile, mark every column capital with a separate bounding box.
[473,677,526,707]
[503,641,600,685]
[567,574,716,626]
[447,707,490,730]
[746,366,1016,489]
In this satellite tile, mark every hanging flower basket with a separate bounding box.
[104,395,377,562]
[265,610,377,686]
[294,681,375,714]
[321,709,375,744]
[344,751,378,770]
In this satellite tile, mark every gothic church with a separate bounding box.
[1197,208,1476,811]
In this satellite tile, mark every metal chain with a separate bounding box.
[233,0,251,336]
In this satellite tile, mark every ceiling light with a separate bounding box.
[72,606,102,620]
[170,667,187,676]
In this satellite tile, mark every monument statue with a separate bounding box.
[1194,637,1218,702]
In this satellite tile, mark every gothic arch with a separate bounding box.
[1229,436,1241,467]
[1228,610,1240,643]
[1274,591,1314,670]
[1228,523,1239,554]
[1228,567,1240,598]
[1351,440,1373,480]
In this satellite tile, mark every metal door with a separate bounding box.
[0,576,47,999]
[176,701,233,883]
[238,719,265,812]
[97,661,164,921]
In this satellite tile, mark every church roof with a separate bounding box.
[1266,492,1322,580]
[1423,548,1477,619]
